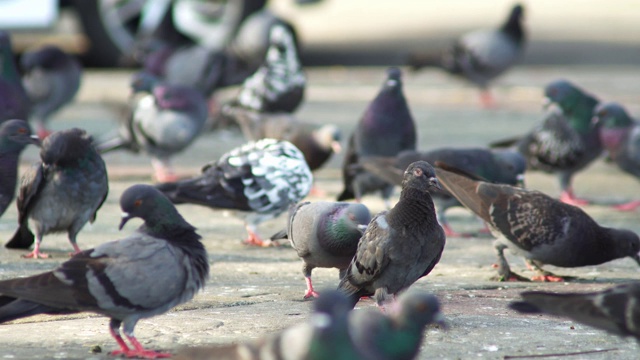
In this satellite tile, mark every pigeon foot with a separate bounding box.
[22,251,49,259]
[443,224,471,238]
[613,200,640,212]
[110,335,172,359]
[531,274,565,282]
[309,185,327,197]
[242,231,276,247]
[303,277,320,299]
[559,191,589,206]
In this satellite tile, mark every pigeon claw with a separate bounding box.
[22,251,49,259]
[531,274,565,282]
[613,200,640,212]
[242,232,277,247]
[109,349,172,359]
[303,277,320,299]
[559,191,589,206]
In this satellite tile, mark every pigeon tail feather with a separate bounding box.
[5,225,35,249]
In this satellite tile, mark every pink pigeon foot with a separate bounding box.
[479,90,497,109]
[303,277,320,299]
[559,190,589,206]
[442,224,470,238]
[36,128,52,140]
[242,229,276,247]
[309,185,327,197]
[531,274,565,282]
[22,250,49,259]
[109,334,172,359]
[613,200,640,212]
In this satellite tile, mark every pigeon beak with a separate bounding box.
[29,135,41,146]
[429,177,442,190]
[119,212,133,231]
[632,253,640,266]
[516,174,526,187]
[331,141,342,154]
[433,311,448,330]
[386,79,398,87]
[542,97,552,109]
[356,224,368,232]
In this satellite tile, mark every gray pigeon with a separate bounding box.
[0,120,40,217]
[0,184,209,358]
[338,67,417,208]
[593,102,640,211]
[435,163,640,282]
[491,79,601,206]
[96,82,208,182]
[5,128,109,258]
[407,4,525,107]
[156,139,313,247]
[356,147,526,237]
[271,201,371,299]
[20,45,82,139]
[0,31,30,123]
[338,161,446,309]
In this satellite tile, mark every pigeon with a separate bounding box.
[0,31,30,123]
[20,45,82,139]
[509,283,640,340]
[490,79,601,206]
[0,120,40,217]
[348,290,445,360]
[592,102,640,211]
[406,4,525,107]
[174,289,357,360]
[337,67,417,208]
[338,161,446,309]
[0,184,209,359]
[355,147,526,237]
[156,139,313,247]
[96,81,208,182]
[5,128,109,259]
[435,163,640,282]
[271,201,371,299]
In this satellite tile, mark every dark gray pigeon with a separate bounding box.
[593,102,640,211]
[338,67,417,208]
[0,31,30,123]
[356,147,526,237]
[349,290,445,360]
[0,184,209,358]
[407,4,525,107]
[271,201,371,299]
[491,79,602,206]
[435,163,640,282]
[156,139,313,247]
[96,81,208,182]
[20,45,82,139]
[338,161,446,309]
[5,128,109,258]
[510,283,640,340]
[0,120,40,217]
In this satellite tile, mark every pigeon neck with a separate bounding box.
[377,318,424,360]
[501,13,524,43]
[0,153,19,190]
[386,187,436,227]
[0,49,20,84]
[318,212,361,256]
[565,96,598,133]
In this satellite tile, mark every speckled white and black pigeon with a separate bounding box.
[338,161,446,309]
[0,120,40,217]
[5,128,109,259]
[338,67,417,208]
[407,4,525,107]
[0,184,209,359]
[271,201,371,299]
[435,163,640,282]
[491,79,602,206]
[20,45,82,139]
[96,81,208,182]
[356,147,526,237]
[593,102,640,211]
[156,139,312,247]
[0,31,30,123]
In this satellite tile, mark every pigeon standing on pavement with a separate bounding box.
[407,4,526,107]
[96,82,208,182]
[271,201,371,299]
[356,147,526,237]
[338,161,446,309]
[0,120,40,217]
[509,283,640,340]
[435,163,640,282]
[592,102,640,211]
[0,31,30,123]
[0,184,209,359]
[156,139,313,247]
[20,45,82,139]
[490,80,601,206]
[5,128,109,259]
[338,67,417,208]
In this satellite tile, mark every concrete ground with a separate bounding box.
[0,66,639,359]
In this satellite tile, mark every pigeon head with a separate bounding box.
[130,71,160,94]
[311,290,353,324]
[592,102,634,129]
[119,184,185,231]
[0,119,40,151]
[394,290,446,329]
[604,228,640,265]
[402,161,441,192]
[153,84,203,111]
[341,203,371,232]
[20,46,70,71]
[501,4,525,41]
[384,67,403,90]
[493,149,527,186]
[40,128,95,167]
[544,80,587,112]
[314,124,342,154]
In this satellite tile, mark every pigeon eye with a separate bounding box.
[348,213,356,221]
[17,127,27,134]
[134,199,143,207]
[414,168,423,177]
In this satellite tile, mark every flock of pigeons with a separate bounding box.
[0,2,639,359]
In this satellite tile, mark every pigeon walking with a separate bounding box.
[156,139,312,247]
[5,128,109,258]
[0,184,209,359]
[271,201,371,299]
[407,4,525,107]
[0,120,40,217]
[338,161,446,309]
[435,163,640,282]
[592,102,640,211]
[510,283,640,340]
[0,31,30,123]
[20,45,82,139]
[338,67,417,208]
